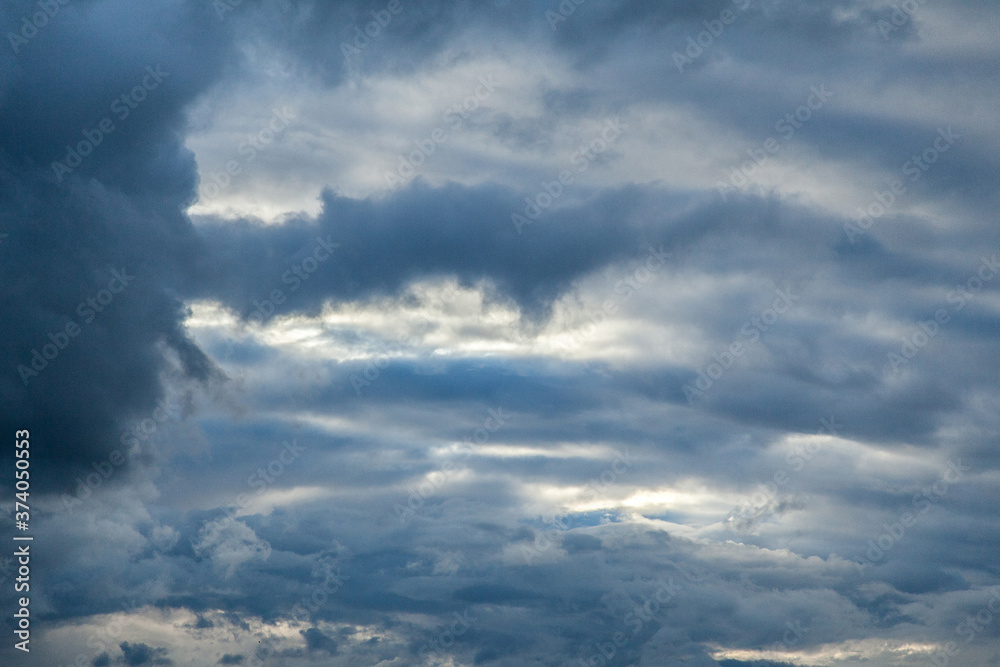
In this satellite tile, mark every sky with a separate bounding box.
[1,0,999,665]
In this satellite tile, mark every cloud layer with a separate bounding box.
[2,0,999,665]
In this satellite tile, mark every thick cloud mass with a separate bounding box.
[2,0,1000,665]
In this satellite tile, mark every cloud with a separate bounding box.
[4,0,1000,665]
[300,627,338,654]
[120,641,172,666]
[193,518,273,578]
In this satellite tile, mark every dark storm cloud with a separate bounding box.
[189,181,680,321]
[0,0,233,491]
[300,627,337,654]
[120,641,172,666]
